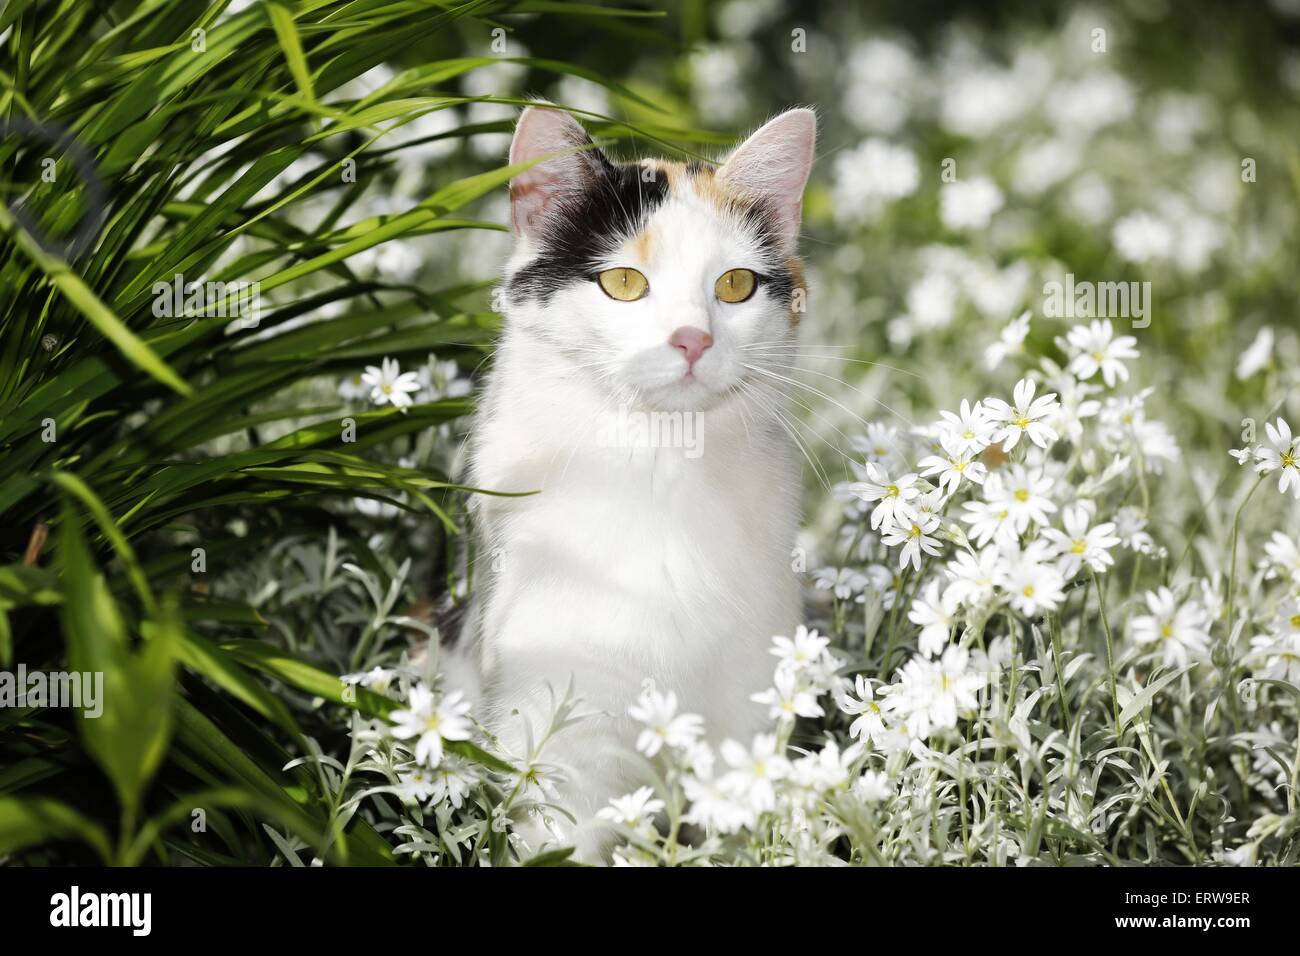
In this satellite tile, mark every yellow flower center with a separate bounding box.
[1160,623,1173,639]
[1014,488,1029,502]
[1013,416,1031,428]
[1072,539,1087,554]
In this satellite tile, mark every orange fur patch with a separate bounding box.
[627,159,807,325]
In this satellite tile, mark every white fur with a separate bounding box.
[461,110,814,861]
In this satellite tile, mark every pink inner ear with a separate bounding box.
[510,170,564,237]
[717,109,816,245]
[508,107,595,239]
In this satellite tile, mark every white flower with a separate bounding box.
[682,769,754,834]
[854,770,893,803]
[851,463,922,531]
[1254,418,1300,498]
[1114,506,1156,553]
[843,38,916,133]
[939,176,1004,230]
[961,498,1019,549]
[1274,598,1300,638]
[1066,320,1139,388]
[420,357,472,402]
[880,646,984,739]
[1249,629,1300,685]
[997,541,1067,617]
[719,734,791,813]
[597,786,665,828]
[944,546,1001,608]
[769,625,830,672]
[791,739,862,792]
[430,759,477,809]
[881,507,943,571]
[751,664,825,721]
[1250,598,1300,683]
[341,666,396,693]
[863,563,899,609]
[851,422,907,470]
[1229,445,1258,467]
[838,674,888,746]
[939,61,1038,137]
[339,371,368,401]
[985,310,1032,370]
[985,378,1061,451]
[1235,327,1274,380]
[1129,587,1212,667]
[905,272,959,331]
[1111,407,1179,474]
[812,567,870,602]
[1040,359,1103,443]
[628,687,704,757]
[361,357,422,408]
[983,464,1058,534]
[918,432,989,495]
[1042,504,1120,577]
[936,399,997,455]
[388,686,473,768]
[908,580,960,656]
[688,45,749,120]
[397,765,436,802]
[1112,211,1174,263]
[1263,532,1300,584]
[831,138,920,223]
[1051,72,1135,134]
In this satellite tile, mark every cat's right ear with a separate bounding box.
[508,106,601,239]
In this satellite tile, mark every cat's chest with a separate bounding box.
[484,438,776,583]
[473,412,799,653]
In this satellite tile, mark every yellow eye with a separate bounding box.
[715,268,757,303]
[597,267,649,301]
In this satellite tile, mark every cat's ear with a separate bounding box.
[716,108,816,247]
[508,106,604,239]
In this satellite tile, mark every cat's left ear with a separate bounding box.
[717,108,816,248]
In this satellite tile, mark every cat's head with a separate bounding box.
[502,106,815,412]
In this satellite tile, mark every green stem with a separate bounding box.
[1224,473,1266,641]
[1048,611,1072,728]
[1089,569,1121,740]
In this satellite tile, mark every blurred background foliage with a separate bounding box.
[1,0,1298,864]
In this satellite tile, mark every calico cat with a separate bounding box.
[459,105,815,860]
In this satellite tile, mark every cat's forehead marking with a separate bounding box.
[628,219,658,262]
[652,159,748,216]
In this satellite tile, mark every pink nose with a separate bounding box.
[669,326,713,370]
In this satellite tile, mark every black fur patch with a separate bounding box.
[509,155,669,304]
[738,201,797,305]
